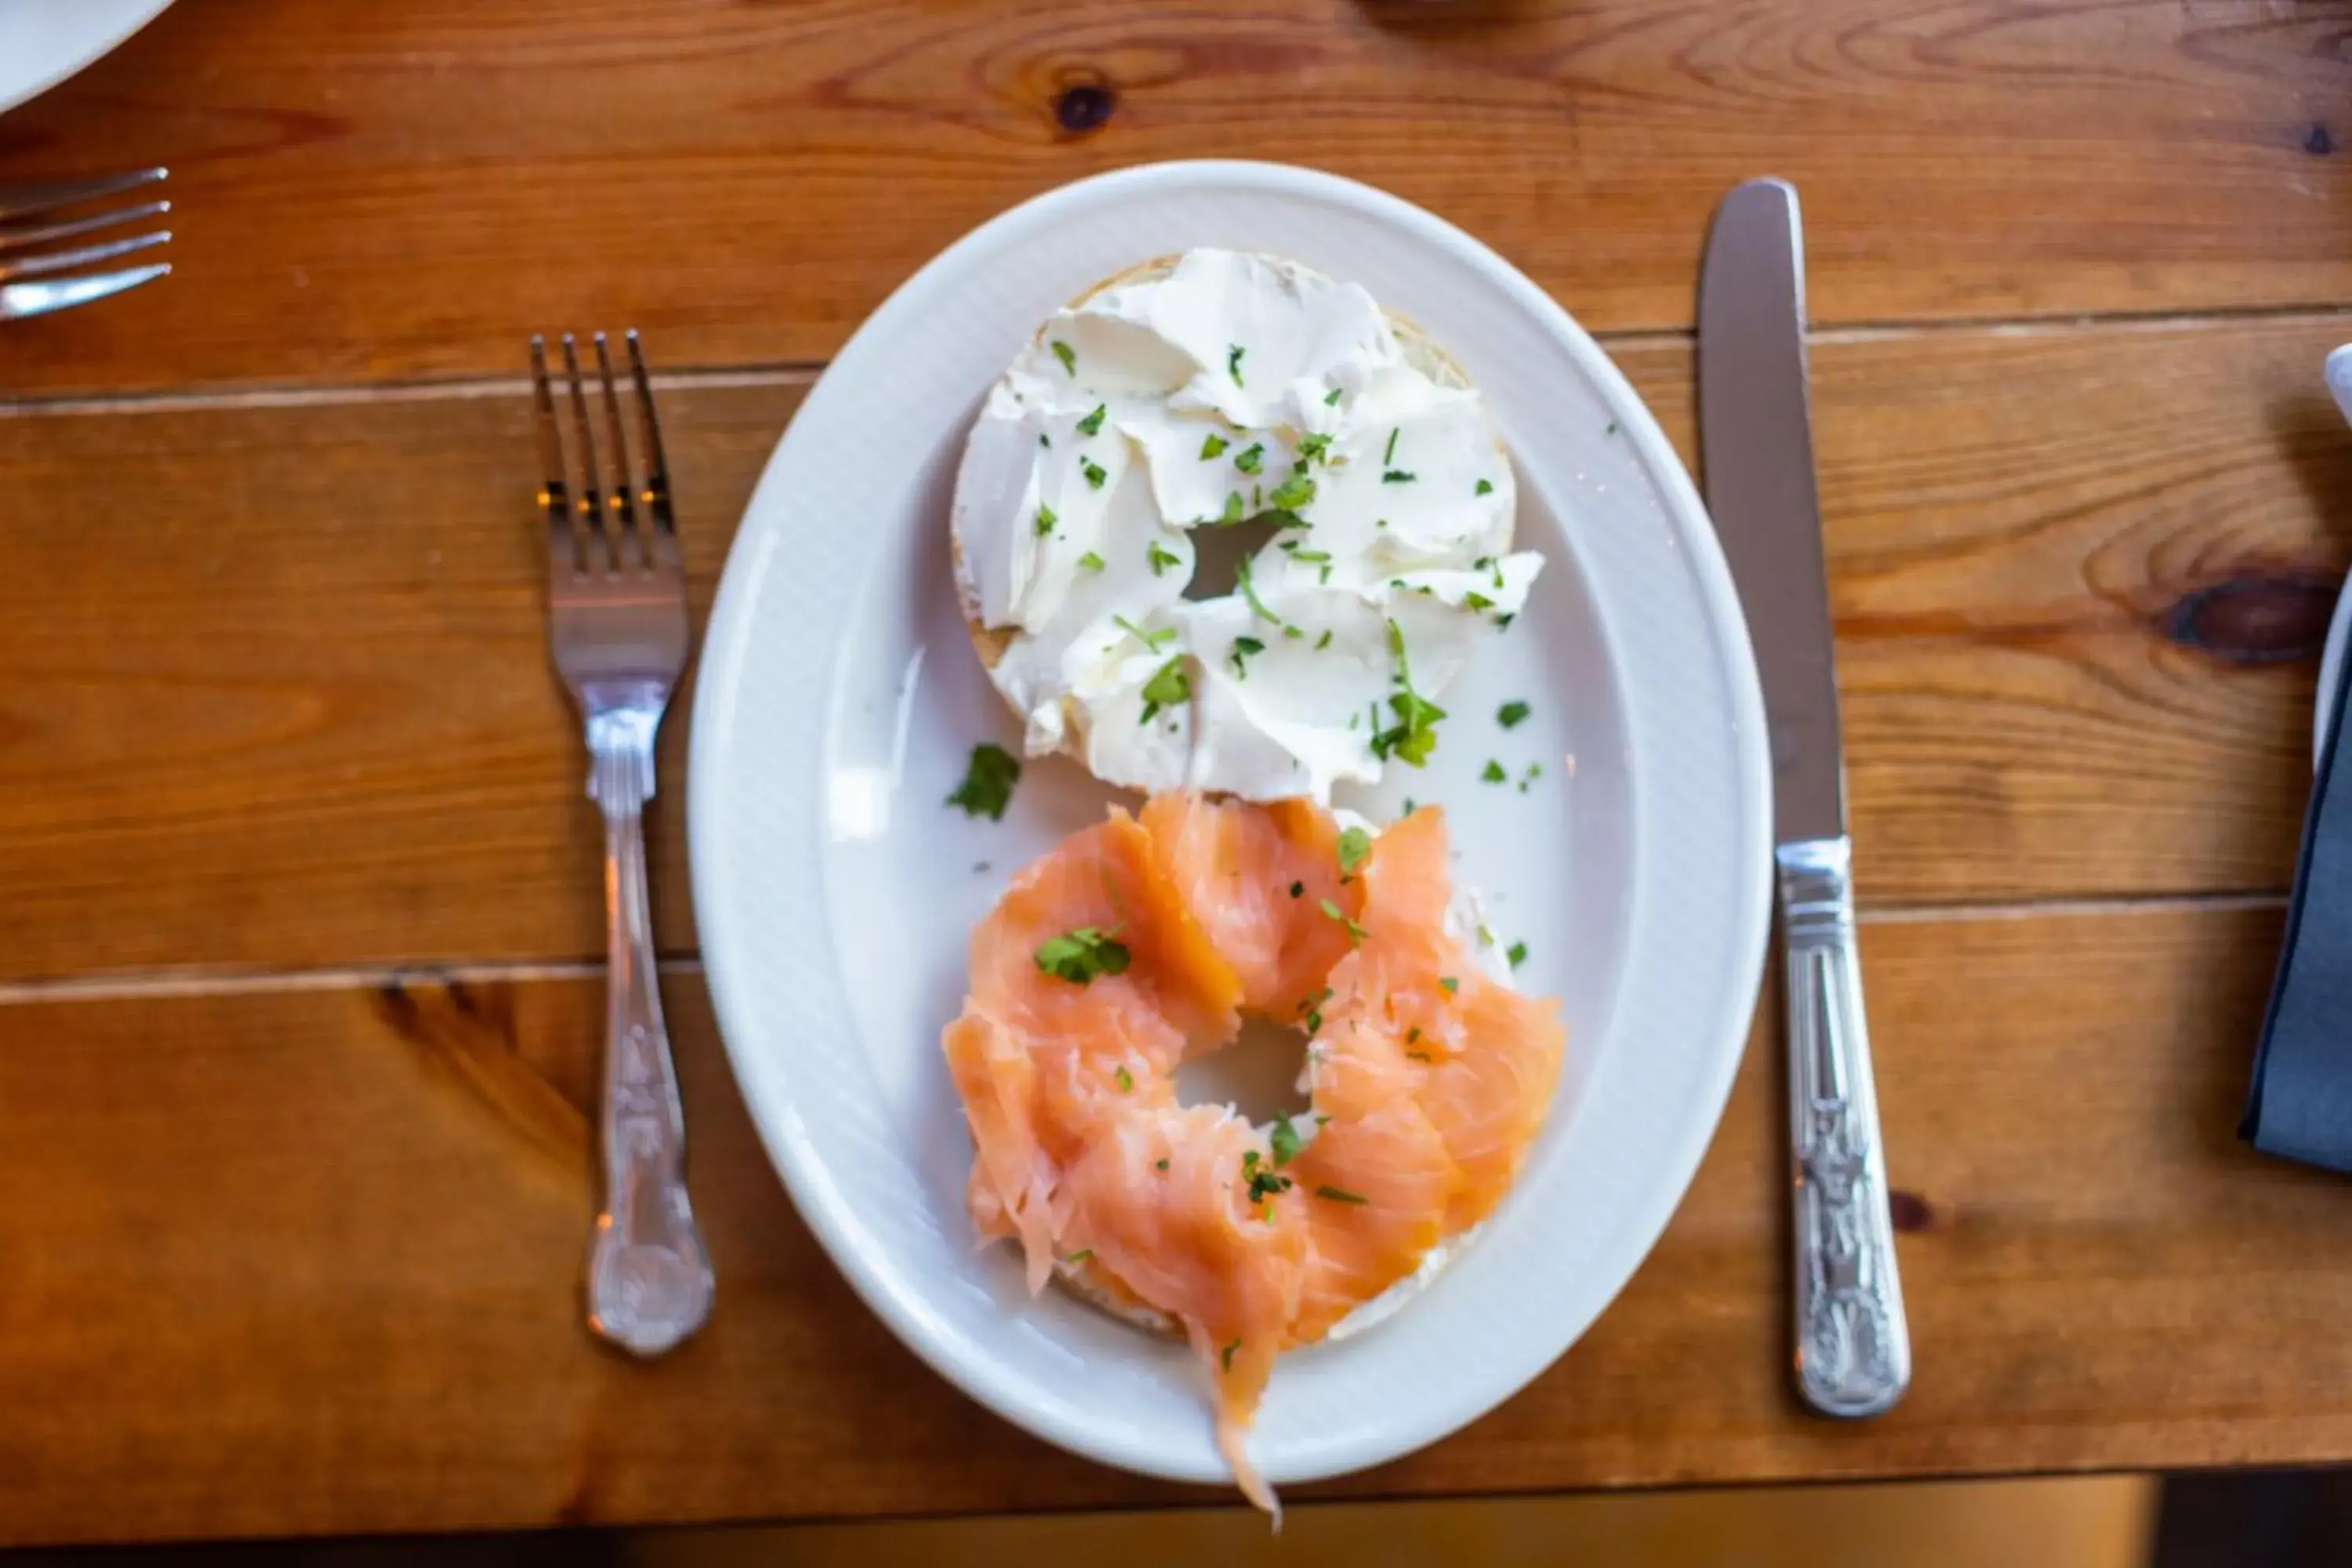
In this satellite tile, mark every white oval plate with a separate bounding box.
[0,0,172,116]
[690,161,1772,1489]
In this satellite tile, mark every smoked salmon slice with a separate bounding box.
[944,793,1566,1513]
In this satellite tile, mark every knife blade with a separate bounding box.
[1698,177,1911,1419]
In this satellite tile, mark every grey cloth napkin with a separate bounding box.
[2245,626,2352,1170]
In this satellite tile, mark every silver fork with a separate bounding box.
[0,167,170,321]
[531,330,713,1358]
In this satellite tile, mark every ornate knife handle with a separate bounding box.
[585,724,713,1357]
[1779,837,1911,1417]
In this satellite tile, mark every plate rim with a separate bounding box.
[688,158,1774,1485]
[0,0,175,117]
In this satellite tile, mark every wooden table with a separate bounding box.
[2,0,2350,1548]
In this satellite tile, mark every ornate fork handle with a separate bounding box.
[1780,837,1910,1417]
[585,710,713,1357]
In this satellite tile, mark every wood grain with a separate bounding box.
[0,317,2344,980]
[0,902,2324,1546]
[0,0,2348,396]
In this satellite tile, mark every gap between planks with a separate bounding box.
[0,892,2285,1009]
[8,303,2352,421]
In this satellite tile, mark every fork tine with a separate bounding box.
[0,167,167,226]
[529,335,579,575]
[625,332,679,551]
[0,263,169,322]
[560,333,612,572]
[0,228,169,284]
[591,332,644,570]
[0,198,170,256]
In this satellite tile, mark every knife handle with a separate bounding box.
[1779,837,1911,1418]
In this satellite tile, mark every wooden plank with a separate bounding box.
[1,0,2349,396]
[0,318,2341,979]
[0,903,2326,1545]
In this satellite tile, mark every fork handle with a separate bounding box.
[584,712,713,1357]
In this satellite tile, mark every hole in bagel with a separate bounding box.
[1181,514,1289,604]
[1172,1014,1313,1127]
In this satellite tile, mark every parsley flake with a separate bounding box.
[1229,635,1265,679]
[1156,1157,1170,1171]
[1292,548,1331,564]
[1039,433,1051,448]
[1381,470,1417,485]
[1314,1185,1370,1206]
[1482,759,1507,784]
[1498,700,1532,729]
[1114,614,1174,652]
[1034,926,1131,985]
[1297,432,1332,463]
[1290,880,1305,898]
[1222,1338,1240,1370]
[1114,1065,1134,1092]
[1315,628,1333,650]
[1081,458,1108,490]
[1383,428,1399,466]
[1337,826,1372,875]
[1227,344,1245,385]
[1033,503,1057,537]
[1508,941,1529,969]
[1066,1249,1093,1265]
[1149,541,1182,577]
[1076,403,1107,437]
[946,742,1022,820]
[1079,550,1105,572]
[1234,558,1283,626]
[1050,339,1077,376]
[1200,432,1229,459]
[1519,761,1543,793]
[1234,443,1265,475]
[1138,655,1190,723]
[1283,623,1305,640]
[1267,472,1316,513]
[1319,898,1367,944]
[1465,591,1494,612]
[1270,1115,1301,1167]
[1368,620,1446,767]
[1439,975,1459,995]
[1221,490,1245,525]
[1324,387,1344,406]
[1475,477,1494,496]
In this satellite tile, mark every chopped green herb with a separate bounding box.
[1114,1065,1134,1092]
[1508,942,1529,970]
[1283,622,1305,640]
[1376,517,1389,529]
[1234,558,1283,626]
[1270,1114,1302,1167]
[1051,339,1076,376]
[1289,880,1305,898]
[1368,620,1446,767]
[1227,344,1245,385]
[1267,472,1316,513]
[1324,387,1344,406]
[1079,550,1105,572]
[1081,458,1108,490]
[1494,612,1516,630]
[1318,898,1367,944]
[1465,591,1494,612]
[1040,433,1051,448]
[1403,797,1417,815]
[1234,443,1265,475]
[1475,477,1494,495]
[1406,1025,1421,1044]
[1241,1150,1292,1203]
[1221,490,1246,525]
[1114,614,1174,652]
[1200,432,1229,459]
[1034,926,1131,985]
[1033,503,1057,537]
[1292,548,1331,564]
[1305,1007,1323,1034]
[1498,700,1532,729]
[1149,541,1182,577]
[1337,825,1373,875]
[1381,470,1417,485]
[1138,655,1190,723]
[1297,432,1332,463]
[1076,403,1107,437]
[1606,419,1621,435]
[1156,1157,1170,1171]
[1315,628,1334,650]
[1482,760,1507,784]
[946,742,1022,820]
[1519,761,1542,793]
[1066,1249,1093,1264]
[1315,1185,1370,1206]
[1229,635,1265,678]
[1222,1338,1240,1370]
[1439,975,1459,995]
[1383,427,1399,465]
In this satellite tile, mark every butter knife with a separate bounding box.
[1698,178,1911,1418]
